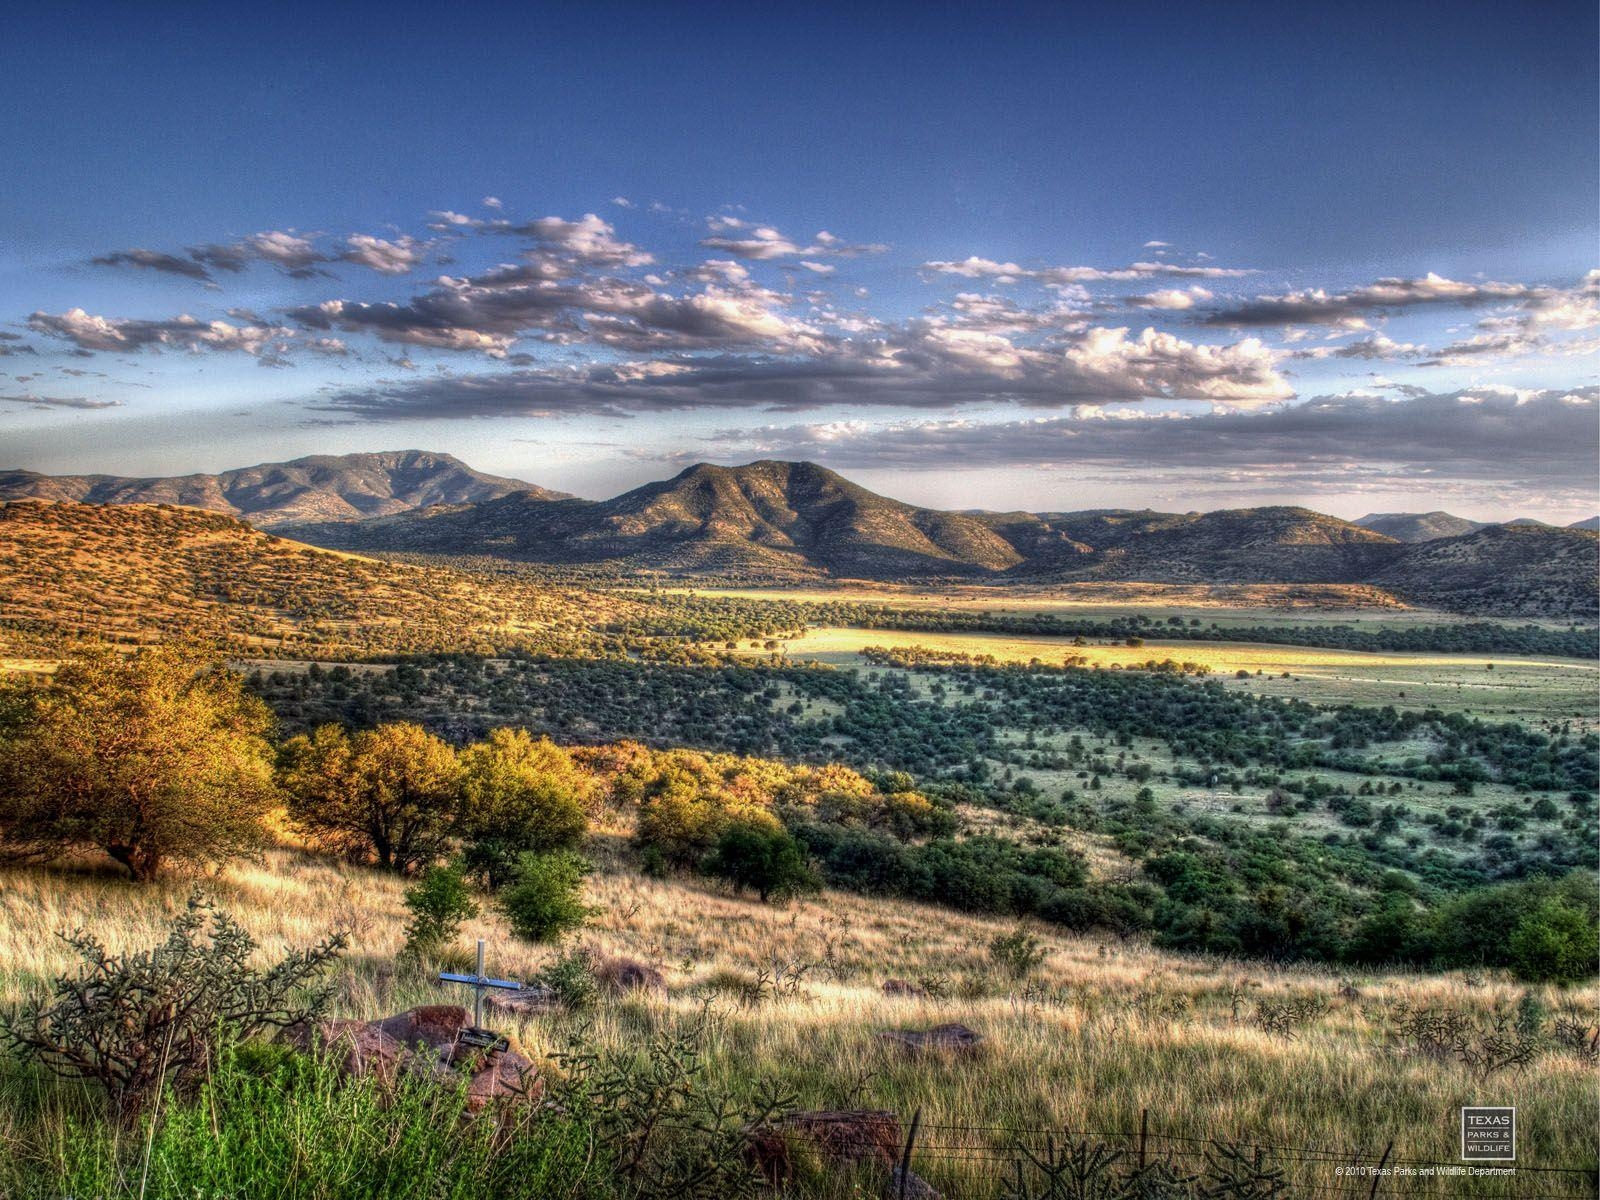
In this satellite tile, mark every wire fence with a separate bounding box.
[856,1111,1598,1199]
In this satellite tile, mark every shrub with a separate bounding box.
[401,861,480,960]
[536,945,601,1011]
[989,923,1049,980]
[0,645,276,880]
[20,1040,607,1198]
[0,894,344,1117]
[703,822,818,903]
[550,1013,792,1199]
[500,850,595,943]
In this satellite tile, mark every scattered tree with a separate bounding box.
[279,722,460,874]
[0,645,276,880]
[458,728,594,888]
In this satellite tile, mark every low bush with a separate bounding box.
[0,894,344,1118]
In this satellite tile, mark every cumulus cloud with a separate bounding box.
[1202,272,1555,328]
[28,308,289,356]
[1131,286,1214,310]
[663,387,1600,494]
[308,316,1292,421]
[340,234,428,275]
[700,217,886,260]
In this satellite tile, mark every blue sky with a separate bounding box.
[2,1,1595,519]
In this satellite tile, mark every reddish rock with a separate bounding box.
[595,954,667,994]
[287,1006,538,1112]
[749,1110,943,1199]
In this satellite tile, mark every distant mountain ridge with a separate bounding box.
[1355,511,1487,542]
[283,459,1598,618]
[0,450,557,529]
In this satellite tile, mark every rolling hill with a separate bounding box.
[1366,522,1600,620]
[10,455,1595,619]
[0,450,557,529]
[1354,511,1487,542]
[0,499,642,660]
[289,462,1414,583]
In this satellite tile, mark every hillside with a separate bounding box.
[1013,506,1408,584]
[1354,511,1486,542]
[0,450,556,529]
[292,460,1028,578]
[0,499,644,659]
[1368,523,1600,619]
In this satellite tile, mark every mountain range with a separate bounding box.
[3,453,1595,618]
[0,450,555,529]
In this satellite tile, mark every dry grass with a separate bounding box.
[2,849,1594,1197]
[761,627,1599,724]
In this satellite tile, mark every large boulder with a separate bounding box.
[288,1005,539,1112]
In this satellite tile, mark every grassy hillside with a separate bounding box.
[1,850,1594,1198]
[0,499,646,660]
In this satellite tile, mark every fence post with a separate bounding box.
[1367,1141,1394,1199]
[898,1107,922,1200]
[1138,1108,1148,1169]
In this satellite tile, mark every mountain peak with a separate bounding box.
[0,450,560,528]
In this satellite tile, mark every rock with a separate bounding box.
[484,985,563,1017]
[882,978,925,998]
[462,1045,540,1113]
[781,1109,902,1166]
[747,1110,943,1200]
[286,1006,539,1112]
[876,1022,985,1056]
[595,954,667,994]
[888,1166,944,1198]
[375,1004,470,1054]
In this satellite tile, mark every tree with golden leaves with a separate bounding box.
[0,645,276,881]
[278,721,460,873]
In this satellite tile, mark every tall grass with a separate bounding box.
[1,851,1595,1198]
[0,1043,610,1199]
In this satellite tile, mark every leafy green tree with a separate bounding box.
[703,822,817,903]
[279,722,460,874]
[0,645,276,881]
[1508,898,1598,984]
[499,850,594,942]
[457,728,594,888]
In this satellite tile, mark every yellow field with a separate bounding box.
[759,627,1600,724]
[683,583,1579,630]
[1,849,1593,1198]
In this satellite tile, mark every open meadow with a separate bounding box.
[763,626,1599,726]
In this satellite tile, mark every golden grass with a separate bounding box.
[2,849,1594,1197]
[760,627,1599,725]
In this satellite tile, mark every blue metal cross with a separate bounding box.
[438,938,522,1028]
